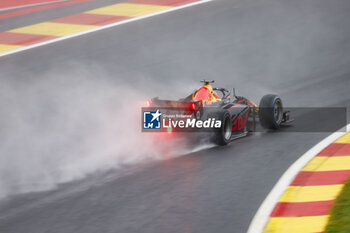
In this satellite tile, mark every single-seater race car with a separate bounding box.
[147,80,292,145]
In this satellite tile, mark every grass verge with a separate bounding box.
[325,176,350,233]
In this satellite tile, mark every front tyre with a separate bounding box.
[259,94,283,129]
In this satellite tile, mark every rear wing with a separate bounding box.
[150,97,202,110]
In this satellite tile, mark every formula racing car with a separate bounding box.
[146,80,292,145]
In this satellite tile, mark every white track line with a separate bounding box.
[0,0,71,12]
[247,124,350,233]
[0,0,212,58]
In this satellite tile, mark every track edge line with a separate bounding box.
[0,0,212,58]
[246,124,350,233]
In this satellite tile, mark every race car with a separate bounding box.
[147,80,292,145]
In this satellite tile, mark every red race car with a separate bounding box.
[147,80,292,145]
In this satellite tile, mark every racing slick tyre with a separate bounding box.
[215,112,232,145]
[259,94,283,129]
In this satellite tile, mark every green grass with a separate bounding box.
[325,176,350,233]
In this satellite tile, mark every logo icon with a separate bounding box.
[143,109,162,129]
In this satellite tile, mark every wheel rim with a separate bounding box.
[274,100,283,124]
[223,118,232,140]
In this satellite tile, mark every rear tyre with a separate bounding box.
[259,94,283,129]
[215,112,232,145]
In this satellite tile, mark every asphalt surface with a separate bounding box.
[1,0,350,233]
